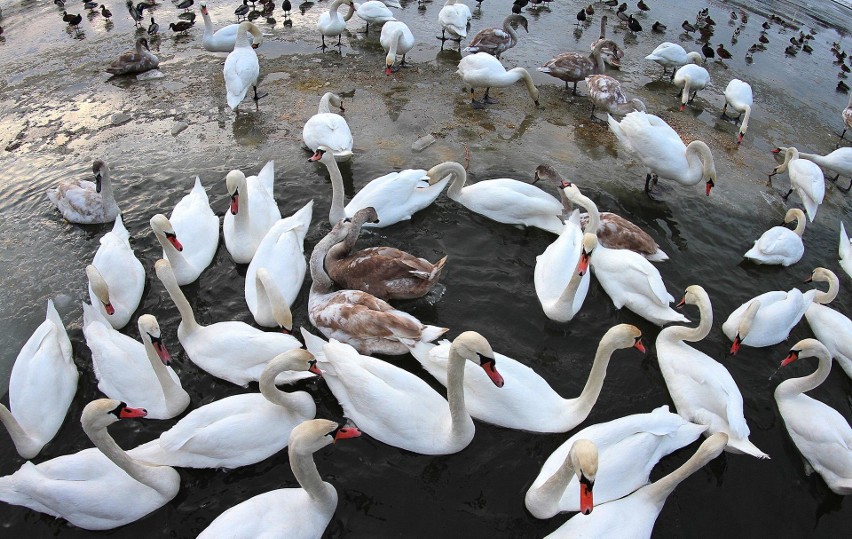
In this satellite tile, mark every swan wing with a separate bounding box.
[840,223,852,279]
[224,48,259,109]
[346,169,447,226]
[169,177,219,274]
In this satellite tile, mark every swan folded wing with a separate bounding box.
[157,408,272,458]
[11,325,71,434]
[783,397,852,450]
[626,256,673,305]
[224,52,258,107]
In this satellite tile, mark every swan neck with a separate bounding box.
[440,162,469,200]
[160,269,199,332]
[330,0,349,22]
[233,176,251,226]
[667,296,712,343]
[777,350,832,397]
[446,345,471,439]
[322,157,346,225]
[792,214,806,237]
[740,105,751,134]
[0,404,39,458]
[572,335,618,421]
[554,265,583,310]
[814,277,838,305]
[259,363,302,408]
[686,141,712,181]
[310,227,348,293]
[511,68,539,103]
[570,191,599,232]
[531,455,577,518]
[645,441,718,504]
[592,43,606,73]
[290,443,336,507]
[317,93,333,114]
[143,335,186,411]
[388,28,401,58]
[99,168,115,202]
[202,11,212,35]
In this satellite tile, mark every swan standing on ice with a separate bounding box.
[317,0,355,50]
[722,79,753,144]
[47,160,120,224]
[644,42,703,80]
[743,208,806,266]
[538,39,622,96]
[673,63,710,111]
[768,147,825,222]
[457,53,540,109]
[380,19,415,74]
[223,22,265,110]
[86,215,144,329]
[437,0,471,46]
[302,93,353,161]
[352,1,395,34]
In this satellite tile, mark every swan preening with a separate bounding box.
[47,160,121,224]
[302,92,354,161]
[86,215,144,329]
[105,37,159,75]
[644,42,704,80]
[303,328,503,455]
[317,0,355,50]
[547,433,729,538]
[457,53,539,109]
[743,208,806,266]
[409,324,645,433]
[775,339,852,494]
[438,0,471,44]
[197,419,361,538]
[723,284,815,354]
[804,267,852,379]
[223,22,265,110]
[0,300,77,459]
[657,285,769,458]
[0,399,179,531]
[534,212,593,322]
[673,64,710,111]
[526,406,706,517]
[768,147,825,222]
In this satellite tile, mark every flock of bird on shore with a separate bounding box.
[1,0,851,537]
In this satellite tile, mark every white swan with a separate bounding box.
[0,399,179,531]
[841,222,852,279]
[526,440,599,518]
[381,19,414,73]
[410,324,645,433]
[302,328,503,455]
[310,145,450,227]
[657,285,769,458]
[224,22,264,110]
[774,146,852,192]
[768,147,825,222]
[722,79,753,144]
[200,2,254,52]
[245,201,312,329]
[150,177,218,286]
[804,267,852,379]
[86,215,144,329]
[723,286,815,354]
[673,63,710,110]
[438,0,470,43]
[317,0,354,49]
[644,42,703,80]
[428,161,565,234]
[129,349,320,469]
[353,1,395,33]
[608,111,717,197]
[308,222,447,355]
[774,339,852,494]
[82,305,189,420]
[197,419,361,538]
[223,160,282,264]
[302,93,353,161]
[154,258,305,386]
[0,300,76,459]
[743,208,805,266]
[547,433,729,538]
[47,160,120,224]
[534,213,594,322]
[457,52,539,109]
[525,405,706,518]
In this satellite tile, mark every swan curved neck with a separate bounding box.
[159,269,199,332]
[644,440,718,504]
[330,0,350,22]
[143,335,187,413]
[446,345,472,441]
[0,405,40,458]
[438,162,469,200]
[317,93,340,114]
[571,335,620,422]
[777,351,832,398]
[321,157,346,225]
[663,296,711,343]
[567,190,599,232]
[813,277,838,305]
[258,272,293,328]
[527,456,577,518]
[591,41,607,73]
[508,68,538,103]
[259,363,303,408]
[310,226,349,293]
[791,214,806,237]
[685,141,712,182]
[290,442,336,507]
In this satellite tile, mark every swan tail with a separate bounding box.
[299,327,328,360]
[110,214,131,243]
[726,436,770,459]
[258,160,275,195]
[420,325,449,344]
[45,299,73,361]
[430,255,448,281]
[408,340,436,365]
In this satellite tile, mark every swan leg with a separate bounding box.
[840,127,848,140]
[572,81,578,95]
[720,103,729,119]
[252,85,267,102]
[483,87,498,104]
[842,178,852,192]
[318,35,328,51]
[336,33,343,47]
[399,54,411,68]
[470,88,486,109]
[688,91,697,103]
[781,188,793,200]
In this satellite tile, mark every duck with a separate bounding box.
[457,52,540,109]
[608,111,717,197]
[534,213,594,322]
[352,0,395,34]
[223,161,281,264]
[302,329,503,455]
[106,37,159,75]
[147,17,159,35]
[235,0,250,20]
[681,19,696,33]
[841,222,852,279]
[673,63,710,110]
[428,161,564,234]
[773,146,852,192]
[200,2,255,52]
[310,145,450,227]
[534,165,669,261]
[743,208,806,266]
[82,307,189,420]
[224,22,265,110]
[100,4,112,18]
[302,93,353,161]
[169,20,194,34]
[767,147,825,222]
[721,79,753,143]
[463,14,527,59]
[155,258,303,386]
[177,0,194,10]
[197,420,360,538]
[576,7,586,26]
[803,268,852,379]
[657,286,769,457]
[652,21,666,33]
[85,216,144,329]
[437,0,470,44]
[317,0,354,50]
[380,19,415,73]
[47,160,121,224]
[644,42,703,80]
[307,223,448,355]
[841,92,852,139]
[325,207,448,300]
[0,300,76,459]
[723,285,815,354]
[538,39,622,96]
[129,350,320,468]
[245,201,313,329]
[0,399,178,531]
[774,340,852,494]
[700,41,715,59]
[717,43,733,59]
[410,324,645,432]
[526,406,706,517]
[548,434,729,537]
[585,74,646,119]
[627,15,642,32]
[149,178,218,286]
[568,187,687,326]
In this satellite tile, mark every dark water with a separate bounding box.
[0,0,850,537]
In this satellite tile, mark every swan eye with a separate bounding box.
[109,401,128,418]
[579,474,594,489]
[476,352,495,366]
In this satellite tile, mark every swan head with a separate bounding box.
[730,300,761,355]
[631,98,647,112]
[265,349,324,379]
[200,1,207,14]
[154,258,179,286]
[450,331,504,387]
[225,170,246,215]
[784,208,805,227]
[569,439,598,515]
[686,51,704,65]
[139,314,171,365]
[426,161,465,186]
[150,214,183,251]
[578,233,597,276]
[92,160,108,193]
[85,265,115,315]
[604,323,646,354]
[804,266,835,285]
[309,145,334,164]
[676,284,709,310]
[82,399,147,435]
[289,419,361,456]
[532,164,568,188]
[781,339,828,368]
[351,206,380,226]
